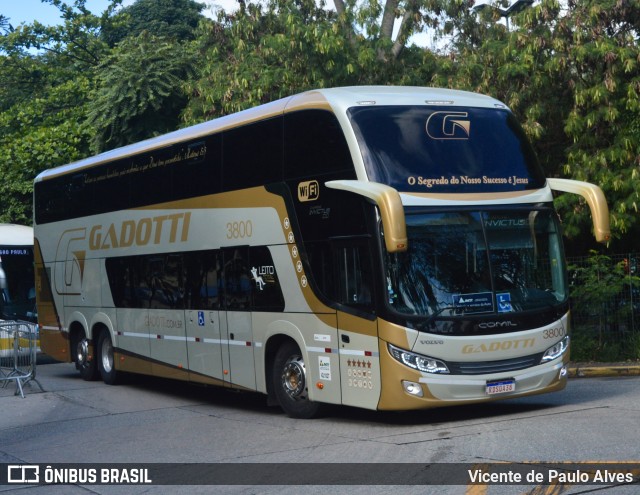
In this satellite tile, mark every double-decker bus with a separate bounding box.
[1,224,37,356]
[34,87,609,418]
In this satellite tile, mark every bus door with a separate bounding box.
[333,242,381,410]
[221,247,256,390]
[184,250,224,384]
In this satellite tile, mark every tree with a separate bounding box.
[183,0,353,122]
[0,76,92,224]
[0,15,13,34]
[101,0,206,46]
[554,0,640,250]
[432,0,640,252]
[183,0,440,123]
[86,30,197,152]
[0,0,118,223]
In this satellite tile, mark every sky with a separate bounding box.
[1,0,237,28]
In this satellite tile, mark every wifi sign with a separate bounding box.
[297,180,320,202]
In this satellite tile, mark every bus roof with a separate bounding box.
[0,224,34,246]
[34,86,507,182]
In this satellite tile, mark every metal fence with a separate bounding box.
[567,253,640,360]
[0,321,43,397]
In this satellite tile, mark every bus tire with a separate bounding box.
[97,330,120,385]
[74,335,99,381]
[272,341,323,419]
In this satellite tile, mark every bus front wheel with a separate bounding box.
[272,341,323,419]
[97,330,120,385]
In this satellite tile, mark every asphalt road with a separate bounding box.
[1,362,639,495]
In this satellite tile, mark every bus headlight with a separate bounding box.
[541,336,570,362]
[388,343,449,374]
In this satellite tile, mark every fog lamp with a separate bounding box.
[402,380,424,397]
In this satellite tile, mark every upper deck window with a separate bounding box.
[348,105,545,193]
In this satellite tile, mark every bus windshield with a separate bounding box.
[348,105,546,194]
[384,209,567,318]
[0,247,36,322]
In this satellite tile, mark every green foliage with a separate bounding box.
[556,1,640,243]
[569,251,640,361]
[183,0,357,122]
[0,15,12,34]
[0,77,92,223]
[101,0,206,45]
[0,0,110,223]
[182,0,438,123]
[86,31,197,152]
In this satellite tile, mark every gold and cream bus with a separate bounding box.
[34,86,609,418]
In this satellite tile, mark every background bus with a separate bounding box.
[0,224,36,323]
[34,87,609,418]
[0,224,37,357]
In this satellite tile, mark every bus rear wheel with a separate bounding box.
[74,336,99,381]
[97,330,120,385]
[272,341,323,419]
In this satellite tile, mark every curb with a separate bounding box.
[567,365,640,378]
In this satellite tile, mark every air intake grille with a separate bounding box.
[447,352,544,375]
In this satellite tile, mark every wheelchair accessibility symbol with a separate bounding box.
[497,293,513,313]
[198,311,205,326]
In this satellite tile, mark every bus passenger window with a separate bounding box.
[223,248,251,310]
[250,246,285,312]
[184,251,222,310]
[145,255,184,309]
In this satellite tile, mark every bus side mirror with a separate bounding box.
[547,178,611,243]
[325,180,408,253]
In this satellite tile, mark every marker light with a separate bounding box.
[388,344,449,374]
[541,336,570,362]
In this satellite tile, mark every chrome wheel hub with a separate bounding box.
[281,356,307,401]
[101,337,113,373]
[77,339,89,366]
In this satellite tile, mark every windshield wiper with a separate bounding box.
[423,305,462,327]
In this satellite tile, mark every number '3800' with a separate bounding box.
[543,327,565,339]
[226,220,253,239]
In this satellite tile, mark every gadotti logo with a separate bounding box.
[298,180,319,202]
[426,111,471,140]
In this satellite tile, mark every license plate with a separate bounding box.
[486,379,515,395]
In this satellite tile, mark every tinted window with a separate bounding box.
[250,246,285,311]
[305,240,374,312]
[173,136,222,199]
[106,256,149,308]
[284,110,353,180]
[184,250,222,310]
[145,254,184,309]
[35,136,223,224]
[107,249,284,312]
[223,117,283,190]
[348,106,546,193]
[222,248,251,310]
